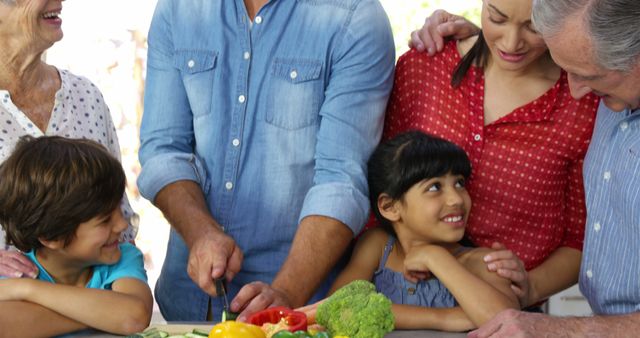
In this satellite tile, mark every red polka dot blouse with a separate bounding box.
[384,41,599,270]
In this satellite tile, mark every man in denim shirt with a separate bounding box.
[137,0,394,321]
[411,0,640,336]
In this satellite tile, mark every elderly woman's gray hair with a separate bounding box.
[532,0,640,72]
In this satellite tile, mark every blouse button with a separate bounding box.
[255,16,263,24]
[594,222,601,232]
[620,122,629,131]
[407,287,416,295]
[473,134,481,141]
[225,182,233,190]
[187,60,195,68]
[586,270,593,279]
[290,70,298,80]
[603,171,611,181]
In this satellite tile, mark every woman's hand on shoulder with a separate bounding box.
[0,250,38,279]
[482,242,530,308]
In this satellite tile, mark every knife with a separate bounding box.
[214,277,238,322]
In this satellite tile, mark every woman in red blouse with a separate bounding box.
[384,0,599,309]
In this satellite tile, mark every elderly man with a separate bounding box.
[412,0,640,336]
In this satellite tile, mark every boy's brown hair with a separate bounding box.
[0,136,126,252]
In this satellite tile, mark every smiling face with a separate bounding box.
[58,206,128,267]
[390,173,471,245]
[481,0,549,73]
[0,0,64,51]
[544,12,640,111]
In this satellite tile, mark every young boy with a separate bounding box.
[0,136,152,337]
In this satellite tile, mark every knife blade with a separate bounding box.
[214,278,238,322]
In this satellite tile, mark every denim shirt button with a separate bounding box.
[187,60,195,68]
[255,16,262,24]
[243,51,250,60]
[290,70,298,79]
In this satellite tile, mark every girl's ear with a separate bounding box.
[38,237,65,250]
[378,193,401,222]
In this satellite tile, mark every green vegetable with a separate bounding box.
[191,328,210,337]
[312,332,329,338]
[292,330,312,338]
[126,327,170,338]
[272,330,296,338]
[316,280,394,338]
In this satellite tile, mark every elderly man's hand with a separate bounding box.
[0,249,38,279]
[468,309,566,338]
[231,282,292,322]
[409,9,480,55]
[186,228,243,297]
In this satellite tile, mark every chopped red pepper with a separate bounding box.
[248,306,308,333]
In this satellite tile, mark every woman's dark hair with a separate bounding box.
[451,32,490,87]
[0,136,126,252]
[367,131,471,234]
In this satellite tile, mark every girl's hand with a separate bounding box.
[403,245,438,283]
[0,249,38,279]
[483,242,530,307]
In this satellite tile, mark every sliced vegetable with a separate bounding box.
[248,306,308,333]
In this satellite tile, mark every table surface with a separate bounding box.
[69,323,467,337]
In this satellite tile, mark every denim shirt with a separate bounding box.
[138,0,394,320]
[581,102,640,315]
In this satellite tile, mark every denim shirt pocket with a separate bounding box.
[174,50,218,117]
[266,58,323,130]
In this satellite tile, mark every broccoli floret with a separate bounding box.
[316,280,394,338]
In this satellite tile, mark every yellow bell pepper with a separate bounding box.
[208,321,266,338]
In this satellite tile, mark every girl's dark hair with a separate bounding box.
[367,131,471,234]
[0,136,126,252]
[451,32,490,87]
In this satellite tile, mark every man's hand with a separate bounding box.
[186,228,243,297]
[483,242,531,307]
[0,250,38,279]
[230,282,291,322]
[409,9,480,56]
[468,309,565,338]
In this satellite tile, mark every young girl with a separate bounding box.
[0,136,152,337]
[330,131,519,331]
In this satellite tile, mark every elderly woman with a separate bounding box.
[0,0,136,277]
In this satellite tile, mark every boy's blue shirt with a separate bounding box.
[25,243,147,289]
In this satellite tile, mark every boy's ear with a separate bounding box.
[378,193,401,222]
[38,237,65,250]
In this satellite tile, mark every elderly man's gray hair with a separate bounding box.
[532,0,640,72]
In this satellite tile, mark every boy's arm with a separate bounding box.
[0,301,87,338]
[393,304,474,331]
[405,245,519,327]
[1,278,152,335]
[328,228,388,295]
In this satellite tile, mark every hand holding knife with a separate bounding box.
[214,277,238,322]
